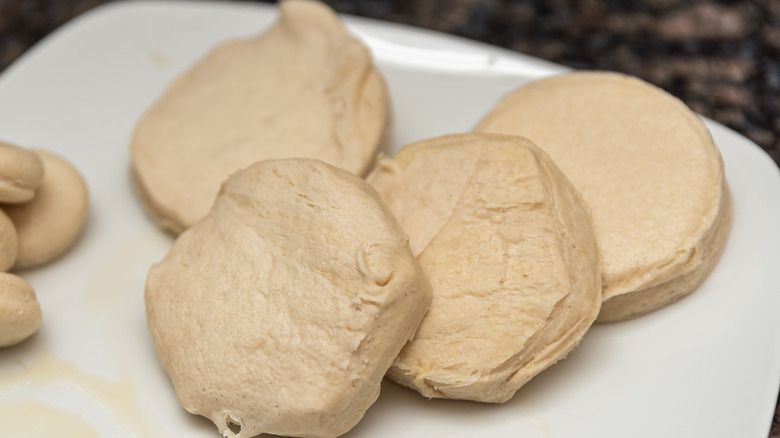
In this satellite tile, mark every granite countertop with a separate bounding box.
[1,0,778,436]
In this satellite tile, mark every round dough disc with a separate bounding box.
[368,133,601,402]
[476,71,732,322]
[4,150,88,270]
[130,0,388,234]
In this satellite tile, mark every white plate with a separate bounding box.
[0,1,779,437]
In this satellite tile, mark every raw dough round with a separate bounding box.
[0,272,41,347]
[130,0,388,234]
[145,158,431,438]
[0,141,44,204]
[5,150,88,270]
[368,133,601,402]
[476,71,732,322]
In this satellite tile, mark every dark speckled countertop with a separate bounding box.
[1,0,779,436]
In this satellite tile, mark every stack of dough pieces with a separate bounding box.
[145,159,431,438]
[368,133,602,402]
[0,141,88,348]
[476,71,732,322]
[0,142,44,348]
[130,0,388,234]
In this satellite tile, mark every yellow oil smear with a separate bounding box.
[0,400,100,438]
[0,347,166,438]
[0,231,176,436]
[526,399,555,438]
[150,51,171,71]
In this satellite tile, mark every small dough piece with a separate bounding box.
[368,133,601,402]
[131,0,388,234]
[476,71,732,322]
[0,209,17,271]
[145,159,431,438]
[4,150,89,270]
[0,141,44,203]
[0,272,41,347]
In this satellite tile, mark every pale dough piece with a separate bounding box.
[0,209,17,271]
[476,71,732,322]
[4,150,88,270]
[0,272,41,347]
[0,141,44,203]
[368,133,601,403]
[131,0,388,234]
[145,158,431,438]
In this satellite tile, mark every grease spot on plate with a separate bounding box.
[0,400,100,438]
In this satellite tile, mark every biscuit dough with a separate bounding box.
[0,210,17,272]
[4,150,89,270]
[0,272,41,347]
[0,141,44,204]
[476,71,732,322]
[145,159,431,438]
[130,0,388,234]
[368,133,601,402]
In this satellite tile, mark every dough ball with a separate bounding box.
[0,209,17,271]
[0,141,44,204]
[0,272,41,347]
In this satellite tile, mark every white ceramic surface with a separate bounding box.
[0,2,778,437]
